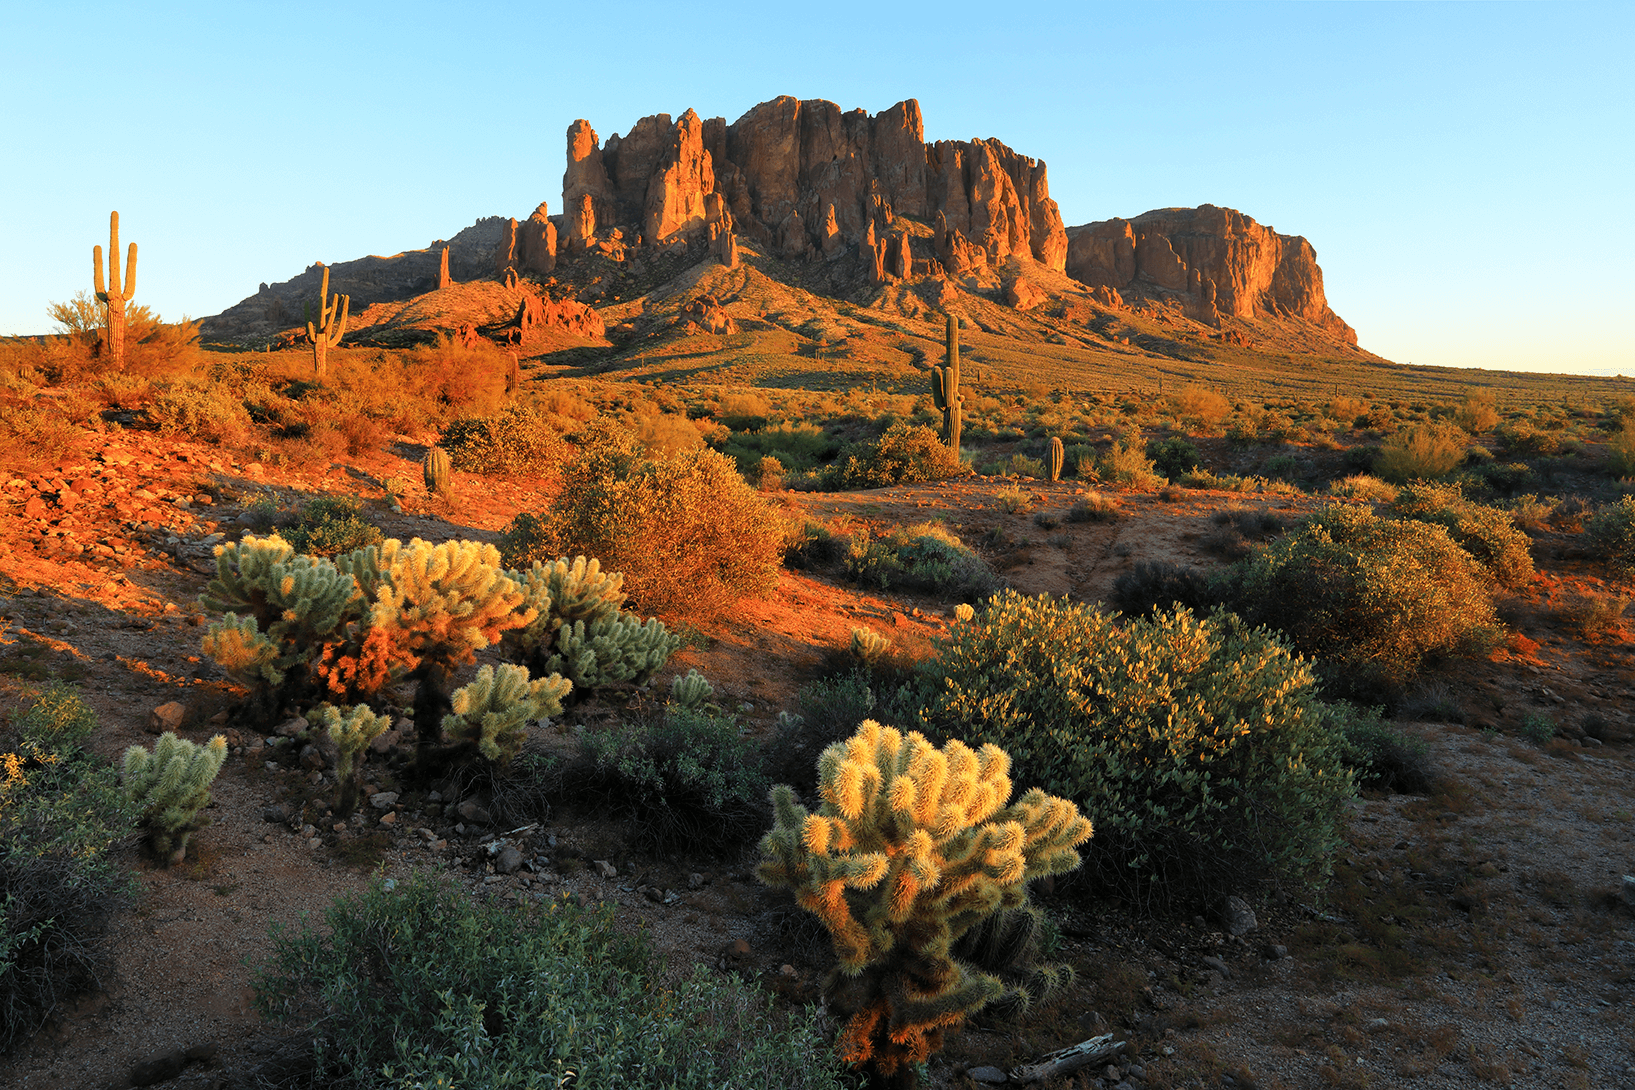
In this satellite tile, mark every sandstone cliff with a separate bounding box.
[558,97,1067,275]
[1065,205,1355,344]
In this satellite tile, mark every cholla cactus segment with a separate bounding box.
[502,562,559,649]
[365,538,534,665]
[317,703,392,779]
[954,603,976,623]
[203,534,360,644]
[669,668,714,709]
[546,614,679,690]
[757,720,1091,1076]
[543,555,626,626]
[850,626,891,664]
[442,663,571,763]
[122,732,228,865]
[201,613,286,687]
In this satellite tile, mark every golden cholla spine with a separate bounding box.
[757,720,1092,1077]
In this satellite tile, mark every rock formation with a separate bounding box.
[553,97,1068,275]
[1065,205,1355,343]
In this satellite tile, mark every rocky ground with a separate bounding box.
[1,423,1633,1090]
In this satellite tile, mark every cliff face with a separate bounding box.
[559,97,1068,274]
[1065,205,1355,343]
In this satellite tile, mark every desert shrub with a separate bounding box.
[1,684,135,1054]
[1325,395,1368,424]
[440,404,570,476]
[1173,385,1230,428]
[1374,422,1468,483]
[1498,422,1560,456]
[1096,436,1165,488]
[500,425,784,616]
[1455,392,1500,434]
[1606,422,1635,478]
[1147,437,1201,479]
[1562,591,1629,640]
[1328,474,1399,501]
[146,376,254,445]
[1066,493,1118,522]
[280,495,383,557]
[1110,561,1230,619]
[1391,482,1535,589]
[920,593,1354,907]
[1002,453,1047,478]
[1201,507,1289,560]
[821,422,966,490]
[766,673,879,797]
[1263,451,1306,482]
[1518,713,1556,746]
[843,522,998,600]
[783,519,848,571]
[1585,495,1635,578]
[1324,702,1434,795]
[252,875,844,1090]
[719,422,839,477]
[1467,460,1537,496]
[575,708,769,852]
[1237,503,1501,684]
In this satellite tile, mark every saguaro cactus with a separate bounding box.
[757,721,1092,1081]
[422,447,452,496]
[931,312,963,453]
[1048,436,1064,482]
[305,263,350,381]
[92,211,137,370]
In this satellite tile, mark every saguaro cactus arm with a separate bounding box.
[92,210,137,304]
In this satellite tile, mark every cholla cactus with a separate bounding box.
[669,668,714,709]
[442,664,571,763]
[757,721,1091,1077]
[546,614,679,689]
[505,554,625,652]
[200,613,284,687]
[316,703,392,816]
[953,603,976,623]
[122,732,229,866]
[850,626,891,665]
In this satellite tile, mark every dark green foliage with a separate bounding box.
[440,405,568,476]
[1147,436,1201,480]
[1111,561,1231,619]
[783,519,848,571]
[921,592,1355,908]
[843,522,998,600]
[1324,702,1435,795]
[1586,495,1635,578]
[1498,422,1560,456]
[949,906,1070,1018]
[821,422,967,490]
[1,684,136,1054]
[1466,460,1537,497]
[281,495,383,557]
[252,875,845,1089]
[576,708,770,852]
[1237,504,1501,684]
[716,422,839,477]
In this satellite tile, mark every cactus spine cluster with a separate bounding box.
[442,663,571,763]
[1048,435,1064,482]
[503,555,675,694]
[931,312,964,453]
[305,263,350,382]
[757,721,1091,1078]
[92,211,137,370]
[545,614,679,689]
[122,732,228,865]
[422,447,452,496]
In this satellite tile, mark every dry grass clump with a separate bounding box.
[1374,422,1470,483]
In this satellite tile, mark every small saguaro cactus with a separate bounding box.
[931,312,963,453]
[92,211,138,370]
[422,447,452,496]
[305,263,350,382]
[757,721,1092,1081]
[316,703,392,817]
[505,350,521,395]
[122,732,228,866]
[1048,435,1064,482]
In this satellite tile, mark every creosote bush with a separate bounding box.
[843,521,998,601]
[1391,481,1535,589]
[498,424,784,616]
[253,875,844,1089]
[821,422,968,490]
[1374,421,1468,483]
[922,592,1355,908]
[1586,495,1635,579]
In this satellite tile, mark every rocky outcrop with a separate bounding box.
[553,97,1068,275]
[1065,205,1355,343]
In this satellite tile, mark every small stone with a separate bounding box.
[1622,875,1635,910]
[1201,955,1232,977]
[309,837,322,849]
[301,825,317,838]
[378,812,398,827]
[779,963,797,978]
[456,800,492,825]
[496,846,524,874]
[1104,1065,1122,1081]
[130,1048,187,1086]
[595,859,618,879]
[275,716,307,738]
[416,827,437,841]
[688,872,706,890]
[148,701,186,734]
[645,886,666,903]
[1222,895,1258,936]
[264,761,279,772]
[967,1067,1008,1084]
[370,792,400,810]
[262,804,290,824]
[1262,944,1289,961]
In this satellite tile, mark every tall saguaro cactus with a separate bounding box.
[92,211,137,369]
[305,263,350,381]
[932,312,963,453]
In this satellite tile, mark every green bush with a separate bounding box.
[1095,437,1165,488]
[921,592,1355,906]
[147,376,254,445]
[281,495,383,557]
[1373,422,1468,483]
[1323,702,1434,795]
[253,875,844,1090]
[1327,474,1398,501]
[1498,422,1560,456]
[1606,423,1635,478]
[441,404,569,476]
[1237,504,1501,684]
[1465,460,1537,497]
[577,708,769,851]
[718,422,840,477]
[820,422,967,490]
[1110,561,1229,619]
[1147,437,1202,480]
[843,522,998,601]
[500,425,785,616]
[1585,495,1635,578]
[1391,482,1535,589]
[1,684,136,1054]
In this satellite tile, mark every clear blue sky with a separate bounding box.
[3,1,1630,376]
